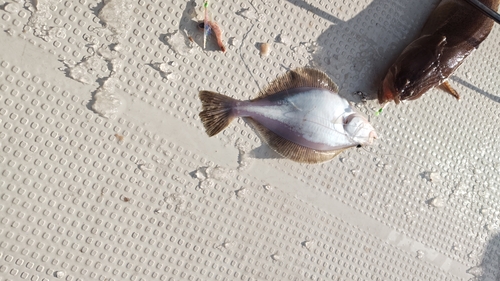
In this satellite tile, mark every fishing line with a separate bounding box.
[462,0,500,25]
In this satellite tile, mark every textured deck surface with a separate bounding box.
[1,0,500,281]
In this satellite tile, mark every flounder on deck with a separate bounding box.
[198,68,377,164]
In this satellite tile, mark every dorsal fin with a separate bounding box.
[245,118,345,163]
[257,68,338,98]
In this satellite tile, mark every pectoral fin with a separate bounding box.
[438,80,460,100]
[246,118,345,163]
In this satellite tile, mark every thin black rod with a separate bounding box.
[462,0,500,25]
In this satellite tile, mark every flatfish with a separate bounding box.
[198,68,377,163]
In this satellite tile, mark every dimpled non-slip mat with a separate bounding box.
[1,0,500,280]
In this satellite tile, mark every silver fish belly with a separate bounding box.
[235,87,356,151]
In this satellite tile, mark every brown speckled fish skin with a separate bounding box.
[379,0,500,104]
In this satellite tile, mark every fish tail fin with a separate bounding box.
[199,91,238,136]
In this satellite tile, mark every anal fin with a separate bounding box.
[245,118,345,164]
[438,81,460,100]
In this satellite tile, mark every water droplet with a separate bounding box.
[138,163,154,172]
[493,162,500,171]
[193,167,208,180]
[429,172,442,182]
[165,31,194,56]
[427,197,446,208]
[235,188,247,198]
[416,250,424,259]
[477,188,490,199]
[301,240,314,250]
[468,250,477,260]
[452,244,462,252]
[467,266,483,277]
[47,26,66,39]
[91,89,125,119]
[5,29,15,36]
[275,33,291,45]
[237,148,252,171]
[97,0,134,37]
[68,56,107,84]
[303,41,318,53]
[228,37,240,47]
[4,3,20,13]
[219,240,233,249]
[152,62,170,73]
[165,72,180,80]
[199,180,213,190]
[271,253,281,261]
[340,157,350,163]
[207,165,231,181]
[485,223,498,231]
[54,271,65,278]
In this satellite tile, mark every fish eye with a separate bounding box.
[198,22,205,29]
[356,144,362,148]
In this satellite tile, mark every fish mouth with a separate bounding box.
[378,70,401,104]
